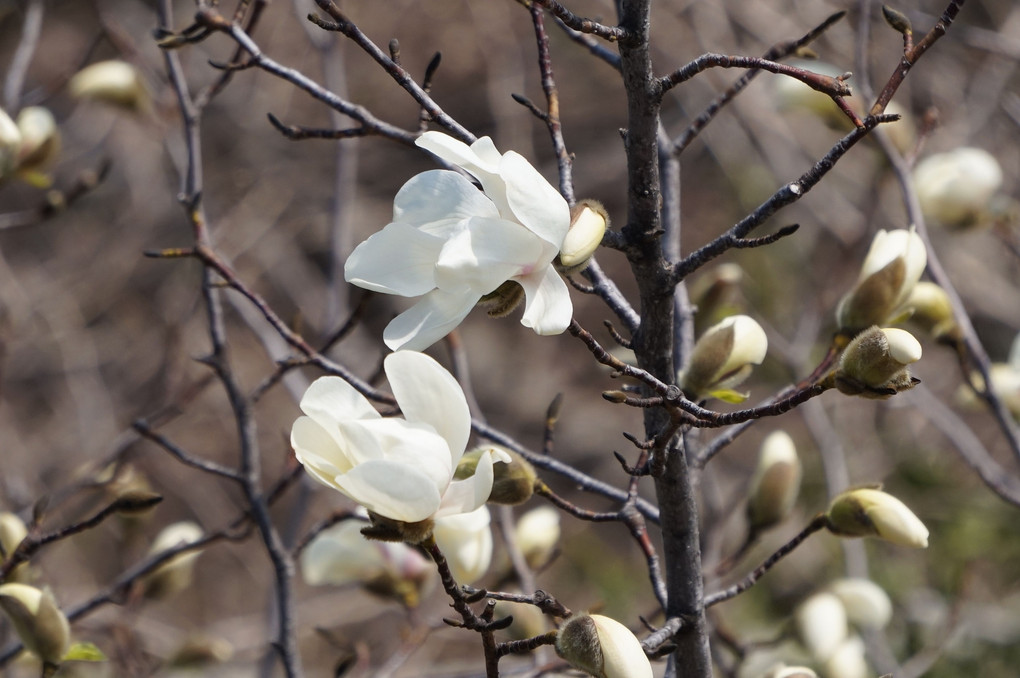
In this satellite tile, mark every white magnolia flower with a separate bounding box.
[914,147,1003,227]
[433,506,493,584]
[300,515,433,605]
[345,132,572,351]
[291,351,509,525]
[836,228,927,333]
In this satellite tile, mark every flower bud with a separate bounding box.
[300,515,434,607]
[690,263,744,334]
[142,521,204,599]
[15,107,59,175]
[555,613,653,678]
[747,431,802,531]
[0,512,31,583]
[836,228,927,334]
[0,107,21,179]
[833,326,921,398]
[478,280,526,318]
[515,506,561,570]
[0,583,70,666]
[822,636,869,678]
[794,592,848,661]
[825,488,929,548]
[681,315,768,401]
[558,199,608,273]
[494,600,549,640]
[69,60,148,110]
[829,578,892,630]
[167,635,234,668]
[914,147,1003,228]
[433,506,493,585]
[905,281,959,342]
[458,446,535,505]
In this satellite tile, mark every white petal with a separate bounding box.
[435,448,497,518]
[500,151,570,246]
[337,418,453,492]
[344,222,443,296]
[433,507,492,584]
[383,287,479,351]
[392,170,499,224]
[415,133,510,215]
[301,521,385,586]
[291,416,354,488]
[433,217,544,293]
[333,460,443,522]
[300,376,379,423]
[516,266,572,335]
[385,351,471,462]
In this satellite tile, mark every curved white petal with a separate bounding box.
[516,266,572,335]
[291,417,355,489]
[385,351,471,461]
[301,521,385,586]
[383,287,480,352]
[392,170,499,225]
[333,459,443,523]
[300,376,379,423]
[344,222,443,296]
[501,151,570,246]
[337,419,453,492]
[433,507,492,584]
[434,217,544,293]
[435,448,497,518]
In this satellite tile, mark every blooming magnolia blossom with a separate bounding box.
[345,132,572,351]
[291,351,508,525]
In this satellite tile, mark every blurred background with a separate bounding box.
[0,0,1017,675]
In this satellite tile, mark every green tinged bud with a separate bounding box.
[142,522,204,599]
[0,583,71,666]
[833,326,921,398]
[825,488,929,548]
[905,281,960,342]
[457,446,536,505]
[746,431,802,531]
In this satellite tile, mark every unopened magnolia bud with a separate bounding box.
[794,592,848,661]
[747,431,802,531]
[905,281,959,342]
[834,326,921,398]
[515,506,561,569]
[15,107,59,174]
[0,107,21,178]
[69,60,148,110]
[167,635,235,668]
[555,613,653,678]
[825,488,929,548]
[836,228,927,334]
[759,664,819,678]
[681,315,768,401]
[914,147,1003,227]
[433,506,492,585]
[458,447,536,505]
[830,578,893,630]
[558,199,608,272]
[0,512,30,583]
[494,600,548,640]
[822,636,869,678]
[0,583,70,666]
[478,280,525,318]
[143,521,204,599]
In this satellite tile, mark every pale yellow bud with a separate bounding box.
[747,431,802,531]
[794,592,848,661]
[555,613,653,678]
[69,60,147,110]
[143,521,204,599]
[914,147,1003,227]
[830,578,892,630]
[822,636,869,678]
[0,512,30,583]
[0,583,70,666]
[834,326,921,398]
[825,488,929,548]
[14,107,59,174]
[558,199,608,272]
[457,446,535,505]
[681,315,768,400]
[514,506,561,570]
[836,228,927,333]
[0,107,21,178]
[905,281,958,342]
